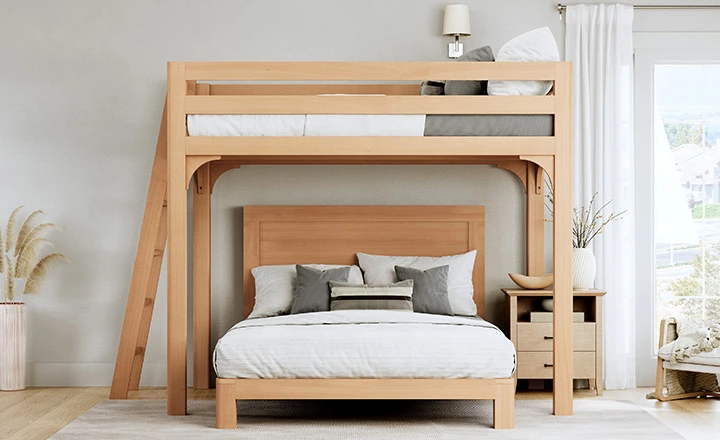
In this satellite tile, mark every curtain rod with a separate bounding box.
[557,3,720,12]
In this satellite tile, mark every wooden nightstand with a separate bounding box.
[502,288,606,395]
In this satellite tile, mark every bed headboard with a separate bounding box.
[243,206,485,318]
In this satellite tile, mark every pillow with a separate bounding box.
[357,250,477,316]
[291,265,351,314]
[329,280,414,312]
[487,27,559,96]
[420,80,445,95]
[444,46,495,96]
[248,264,363,319]
[395,265,453,316]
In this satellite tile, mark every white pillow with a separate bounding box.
[248,264,364,319]
[487,27,559,96]
[356,251,478,316]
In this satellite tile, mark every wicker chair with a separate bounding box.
[653,318,720,401]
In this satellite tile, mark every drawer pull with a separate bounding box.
[544,336,553,340]
[544,363,553,367]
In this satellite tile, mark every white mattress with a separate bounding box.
[187,114,426,137]
[213,310,516,379]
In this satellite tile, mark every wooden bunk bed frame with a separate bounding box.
[109,61,574,428]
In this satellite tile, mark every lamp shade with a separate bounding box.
[443,4,471,36]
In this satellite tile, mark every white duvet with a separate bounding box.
[214,310,516,379]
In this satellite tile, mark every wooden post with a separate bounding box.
[552,62,574,416]
[526,162,545,276]
[110,102,168,399]
[192,163,212,389]
[167,62,188,416]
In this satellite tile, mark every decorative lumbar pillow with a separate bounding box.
[487,27,559,96]
[291,265,351,315]
[248,264,363,319]
[444,46,495,96]
[329,280,414,312]
[357,250,478,316]
[394,265,453,316]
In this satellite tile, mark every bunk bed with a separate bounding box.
[110,61,574,430]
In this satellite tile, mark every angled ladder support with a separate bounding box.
[111,100,169,399]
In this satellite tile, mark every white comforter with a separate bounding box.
[214,310,516,379]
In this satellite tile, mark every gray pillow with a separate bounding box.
[291,265,350,314]
[420,80,445,95]
[444,46,495,96]
[394,265,454,316]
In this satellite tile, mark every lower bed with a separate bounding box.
[214,310,516,379]
[188,114,554,137]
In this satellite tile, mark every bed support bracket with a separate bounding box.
[496,161,528,193]
[519,155,553,190]
[186,155,221,191]
[209,161,243,194]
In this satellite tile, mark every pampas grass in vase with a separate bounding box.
[0,206,68,390]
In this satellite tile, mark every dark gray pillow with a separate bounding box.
[444,46,495,96]
[394,265,454,316]
[420,80,445,95]
[291,265,350,314]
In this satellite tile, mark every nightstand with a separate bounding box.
[502,288,606,395]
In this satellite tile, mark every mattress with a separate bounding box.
[187,114,553,137]
[213,310,516,379]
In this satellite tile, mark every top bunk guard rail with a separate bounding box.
[183,61,559,81]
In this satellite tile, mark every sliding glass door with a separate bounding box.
[635,33,720,385]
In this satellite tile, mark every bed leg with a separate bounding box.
[216,379,237,429]
[493,379,515,429]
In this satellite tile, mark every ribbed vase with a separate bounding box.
[572,248,596,290]
[0,303,26,391]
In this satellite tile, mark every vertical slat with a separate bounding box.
[242,219,260,319]
[469,219,485,318]
[192,163,212,390]
[552,62,574,416]
[526,163,545,276]
[167,63,188,416]
[110,101,168,399]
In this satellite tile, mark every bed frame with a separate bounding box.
[214,205,513,429]
[109,62,575,426]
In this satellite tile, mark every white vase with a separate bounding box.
[572,248,596,290]
[0,303,26,391]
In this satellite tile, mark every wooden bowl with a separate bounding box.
[508,273,554,290]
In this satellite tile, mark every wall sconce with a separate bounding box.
[443,4,471,58]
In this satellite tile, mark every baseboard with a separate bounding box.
[25,362,193,387]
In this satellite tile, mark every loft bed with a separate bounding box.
[109,61,574,429]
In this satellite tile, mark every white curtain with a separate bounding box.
[566,4,636,389]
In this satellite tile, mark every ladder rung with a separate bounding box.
[153,249,163,257]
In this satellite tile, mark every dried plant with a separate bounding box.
[544,184,627,249]
[0,207,68,302]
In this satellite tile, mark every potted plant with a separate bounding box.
[546,190,626,289]
[0,206,67,390]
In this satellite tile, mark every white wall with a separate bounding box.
[1,0,716,386]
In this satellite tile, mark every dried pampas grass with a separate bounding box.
[1,207,67,302]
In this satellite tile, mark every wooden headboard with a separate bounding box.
[243,206,485,318]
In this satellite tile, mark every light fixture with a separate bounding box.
[442,4,471,58]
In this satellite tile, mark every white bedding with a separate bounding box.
[214,310,516,379]
[187,114,425,137]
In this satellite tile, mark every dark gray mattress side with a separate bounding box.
[424,115,554,136]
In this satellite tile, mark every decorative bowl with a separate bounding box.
[508,273,554,290]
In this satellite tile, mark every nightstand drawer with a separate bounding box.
[516,352,596,379]
[517,323,596,352]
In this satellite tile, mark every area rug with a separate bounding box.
[51,399,681,439]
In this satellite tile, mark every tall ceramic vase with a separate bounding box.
[0,303,26,390]
[572,248,596,290]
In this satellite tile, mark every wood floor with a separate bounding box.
[0,387,717,440]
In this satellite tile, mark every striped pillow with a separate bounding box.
[329,280,414,312]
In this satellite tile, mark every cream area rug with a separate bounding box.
[52,399,681,439]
